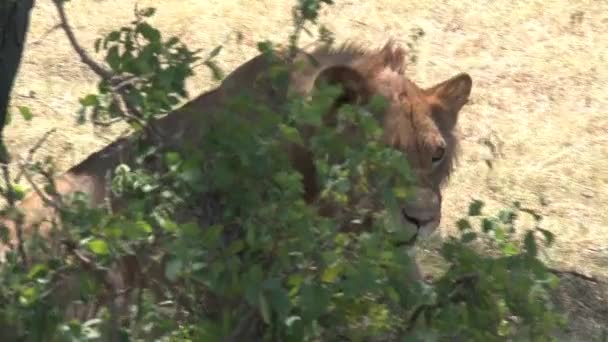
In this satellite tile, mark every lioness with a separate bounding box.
[0,40,471,319]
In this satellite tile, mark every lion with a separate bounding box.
[0,40,472,332]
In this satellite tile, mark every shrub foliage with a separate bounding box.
[0,1,563,341]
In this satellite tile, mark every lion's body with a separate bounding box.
[0,40,472,327]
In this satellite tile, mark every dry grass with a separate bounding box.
[4,0,607,338]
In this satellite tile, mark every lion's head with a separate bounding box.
[292,41,472,239]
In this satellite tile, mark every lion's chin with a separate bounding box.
[416,220,440,239]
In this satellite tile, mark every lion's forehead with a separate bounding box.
[383,117,442,156]
[375,84,443,152]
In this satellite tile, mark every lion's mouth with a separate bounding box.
[401,210,436,229]
[392,232,418,248]
[392,210,440,248]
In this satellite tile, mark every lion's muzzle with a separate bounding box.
[401,187,442,238]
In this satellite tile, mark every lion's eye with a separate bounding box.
[431,146,446,165]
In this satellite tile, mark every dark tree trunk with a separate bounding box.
[0,0,34,161]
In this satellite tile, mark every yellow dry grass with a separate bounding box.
[4,0,607,337]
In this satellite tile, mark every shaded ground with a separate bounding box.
[4,0,607,339]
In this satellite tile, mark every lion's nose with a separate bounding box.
[402,209,436,227]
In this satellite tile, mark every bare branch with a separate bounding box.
[52,0,113,80]
[18,160,63,211]
[53,0,170,143]
[14,128,57,183]
[549,267,601,284]
[91,116,123,127]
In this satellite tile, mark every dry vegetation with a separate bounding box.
[4,0,607,339]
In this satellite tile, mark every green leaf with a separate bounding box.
[106,46,121,71]
[547,273,560,290]
[10,183,27,201]
[456,218,472,231]
[279,123,303,145]
[227,239,245,255]
[0,225,9,244]
[299,283,329,321]
[524,231,538,257]
[87,239,110,255]
[27,263,49,280]
[19,286,40,306]
[243,265,264,305]
[460,232,477,243]
[501,242,519,256]
[79,94,99,107]
[94,38,102,52]
[139,7,157,17]
[136,22,161,42]
[18,106,33,121]
[164,151,182,166]
[106,31,121,42]
[368,94,388,113]
[393,186,409,200]
[121,220,153,239]
[537,228,555,247]
[321,263,342,283]
[481,218,496,233]
[468,199,484,216]
[268,287,291,320]
[204,60,224,81]
[208,45,223,59]
[165,258,183,282]
[498,208,517,224]
[166,37,180,47]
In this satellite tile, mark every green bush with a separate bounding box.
[0,1,564,341]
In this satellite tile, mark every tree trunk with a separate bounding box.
[0,0,35,161]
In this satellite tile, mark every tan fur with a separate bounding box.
[0,40,472,311]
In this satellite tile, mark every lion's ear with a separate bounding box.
[313,65,370,108]
[425,72,472,130]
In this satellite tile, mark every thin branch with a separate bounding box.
[30,23,61,47]
[0,163,28,266]
[18,161,63,211]
[14,128,57,183]
[91,116,123,127]
[53,0,170,144]
[548,267,601,284]
[52,0,113,80]
[110,74,149,92]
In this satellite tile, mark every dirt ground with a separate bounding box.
[4,0,607,339]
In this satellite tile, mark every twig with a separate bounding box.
[52,0,113,80]
[52,0,168,143]
[14,128,57,183]
[18,160,63,211]
[91,116,123,127]
[30,24,61,46]
[110,74,146,92]
[0,163,28,266]
[548,267,600,284]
